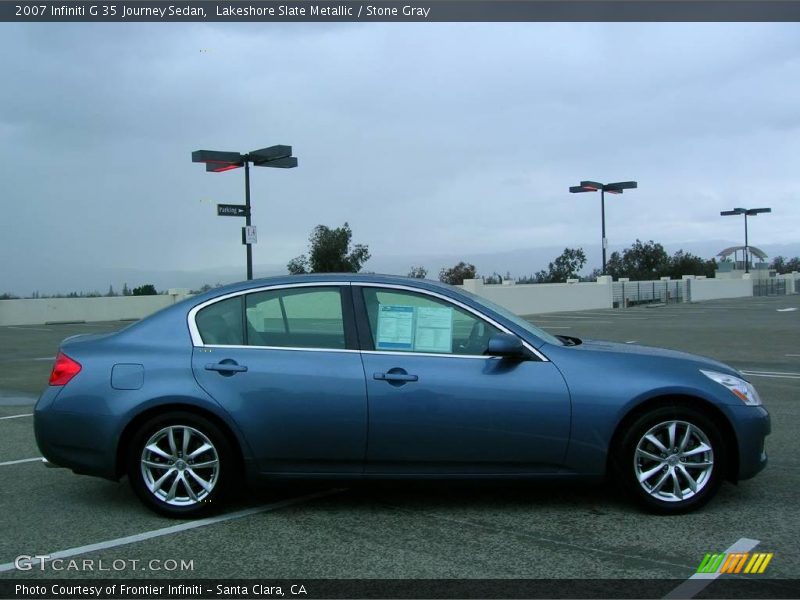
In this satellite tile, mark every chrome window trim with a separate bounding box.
[356,282,549,362]
[188,280,549,362]
[187,282,351,347]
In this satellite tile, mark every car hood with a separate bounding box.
[574,339,740,376]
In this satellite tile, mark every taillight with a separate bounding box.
[49,352,82,386]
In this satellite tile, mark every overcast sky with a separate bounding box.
[1,22,799,293]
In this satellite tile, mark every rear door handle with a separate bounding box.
[374,372,418,382]
[205,362,248,373]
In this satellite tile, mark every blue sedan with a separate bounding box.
[35,274,769,517]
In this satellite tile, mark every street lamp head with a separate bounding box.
[192,150,245,173]
[579,181,604,191]
[604,181,638,192]
[569,185,597,193]
[745,208,772,216]
[720,208,746,216]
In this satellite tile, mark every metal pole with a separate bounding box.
[601,187,607,275]
[245,158,253,281]
[744,213,749,274]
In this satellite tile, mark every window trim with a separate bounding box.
[352,283,548,362]
[188,282,355,351]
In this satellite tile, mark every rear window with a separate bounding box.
[195,296,244,345]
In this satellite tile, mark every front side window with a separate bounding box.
[361,288,501,356]
[245,287,345,349]
[195,296,244,345]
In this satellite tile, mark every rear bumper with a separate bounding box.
[34,403,120,480]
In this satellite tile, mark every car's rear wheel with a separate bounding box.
[615,405,727,514]
[127,412,234,518]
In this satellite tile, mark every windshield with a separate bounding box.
[457,288,565,347]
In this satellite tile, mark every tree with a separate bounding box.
[132,284,158,296]
[122,283,131,296]
[106,285,116,297]
[605,239,670,281]
[537,247,587,283]
[667,251,717,279]
[288,222,371,274]
[770,255,800,273]
[439,262,477,285]
[483,272,503,284]
[408,265,427,279]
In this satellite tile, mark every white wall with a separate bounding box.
[690,278,754,301]
[460,279,613,316]
[0,295,192,326]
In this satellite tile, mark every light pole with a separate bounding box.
[569,180,637,275]
[720,207,771,274]
[192,146,297,280]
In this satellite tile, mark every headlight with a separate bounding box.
[700,370,762,406]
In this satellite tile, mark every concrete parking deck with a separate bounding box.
[0,296,796,594]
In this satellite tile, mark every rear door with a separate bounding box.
[190,284,367,474]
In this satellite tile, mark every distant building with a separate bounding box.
[715,246,772,279]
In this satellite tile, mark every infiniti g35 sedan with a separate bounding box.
[35,274,769,517]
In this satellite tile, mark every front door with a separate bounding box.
[356,285,571,474]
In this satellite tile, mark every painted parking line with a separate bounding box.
[4,326,52,332]
[0,413,33,420]
[776,308,797,312]
[663,537,759,599]
[741,370,800,380]
[0,488,343,574]
[625,341,638,344]
[0,457,42,467]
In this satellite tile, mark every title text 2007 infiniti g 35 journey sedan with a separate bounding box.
[35,274,769,517]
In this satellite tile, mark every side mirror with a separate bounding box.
[486,333,525,358]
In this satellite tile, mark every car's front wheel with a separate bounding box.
[616,405,727,514]
[127,412,234,518]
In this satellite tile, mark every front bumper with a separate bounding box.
[724,404,770,481]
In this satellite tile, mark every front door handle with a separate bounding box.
[374,372,418,383]
[205,361,248,374]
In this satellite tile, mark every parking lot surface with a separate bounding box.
[0,296,796,593]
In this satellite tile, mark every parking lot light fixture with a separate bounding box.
[720,207,771,273]
[569,180,638,275]
[192,146,298,280]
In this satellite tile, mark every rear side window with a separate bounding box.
[195,297,244,346]
[245,287,345,349]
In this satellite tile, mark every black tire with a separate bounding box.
[127,411,236,518]
[614,404,727,514]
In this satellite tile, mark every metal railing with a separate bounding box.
[612,280,686,308]
[753,279,787,296]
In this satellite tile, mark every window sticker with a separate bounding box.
[376,305,415,350]
[414,306,453,353]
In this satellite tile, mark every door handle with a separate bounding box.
[205,362,248,373]
[374,372,418,382]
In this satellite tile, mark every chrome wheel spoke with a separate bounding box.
[190,459,218,469]
[682,442,712,457]
[167,427,177,455]
[644,434,668,454]
[142,459,170,469]
[182,427,192,456]
[145,444,171,460]
[667,422,677,449]
[186,468,213,492]
[678,465,698,493]
[188,443,213,459]
[651,468,671,493]
[166,472,182,501]
[679,424,692,452]
[153,467,176,490]
[183,476,198,501]
[638,464,664,483]
[636,448,663,462]
[671,469,683,500]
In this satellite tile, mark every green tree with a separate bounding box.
[408,265,427,279]
[288,222,371,274]
[535,247,587,283]
[668,251,717,279]
[770,255,800,273]
[439,262,477,285]
[122,283,131,296]
[606,239,670,280]
[106,285,117,297]
[132,284,158,296]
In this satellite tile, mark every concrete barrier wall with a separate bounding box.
[460,279,614,316]
[0,295,192,326]
[690,278,754,301]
